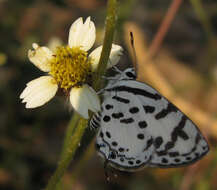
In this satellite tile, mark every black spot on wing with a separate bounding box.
[108,86,162,100]
[154,137,163,149]
[112,141,118,146]
[105,104,114,110]
[168,152,180,157]
[155,103,178,120]
[103,115,111,122]
[112,96,130,103]
[195,133,201,144]
[171,115,189,141]
[174,158,180,163]
[118,147,124,152]
[120,118,134,124]
[195,153,199,157]
[137,133,145,140]
[100,131,104,138]
[177,130,189,140]
[120,158,124,162]
[156,150,167,156]
[144,138,153,151]
[162,158,168,163]
[106,131,111,138]
[143,105,155,113]
[165,141,175,150]
[129,107,139,113]
[128,161,134,165]
[138,121,147,128]
[112,112,124,119]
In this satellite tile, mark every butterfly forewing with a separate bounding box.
[91,68,209,171]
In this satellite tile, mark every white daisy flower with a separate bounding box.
[20,17,123,119]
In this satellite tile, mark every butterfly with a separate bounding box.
[90,67,209,171]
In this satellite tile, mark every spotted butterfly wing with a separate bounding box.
[102,67,136,89]
[90,68,209,171]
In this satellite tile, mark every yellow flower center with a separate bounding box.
[49,46,92,90]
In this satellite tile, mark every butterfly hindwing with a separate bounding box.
[96,91,154,170]
[91,68,209,171]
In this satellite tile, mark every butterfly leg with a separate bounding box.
[104,159,111,181]
[96,88,105,95]
[96,82,116,94]
[103,151,119,181]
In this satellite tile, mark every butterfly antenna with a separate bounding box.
[130,31,138,76]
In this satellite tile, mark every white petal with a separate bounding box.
[28,43,53,72]
[68,17,96,51]
[84,85,101,112]
[69,84,100,119]
[89,44,123,71]
[20,76,58,108]
[47,37,63,52]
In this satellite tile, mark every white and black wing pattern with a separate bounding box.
[103,67,136,89]
[89,68,136,129]
[90,69,209,171]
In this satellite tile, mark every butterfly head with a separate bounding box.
[119,68,136,80]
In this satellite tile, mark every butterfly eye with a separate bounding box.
[126,71,136,79]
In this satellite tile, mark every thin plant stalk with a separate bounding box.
[93,0,117,91]
[45,118,87,190]
[60,112,80,158]
[70,138,95,186]
[148,0,183,59]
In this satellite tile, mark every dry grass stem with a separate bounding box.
[148,0,183,58]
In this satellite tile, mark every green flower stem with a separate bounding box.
[46,117,88,190]
[93,0,117,91]
[60,112,80,158]
[54,113,80,190]
[45,0,118,189]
